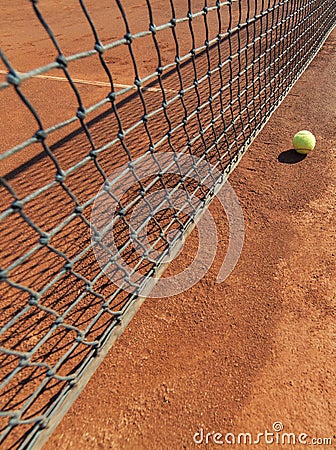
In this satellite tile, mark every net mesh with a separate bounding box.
[0,0,335,448]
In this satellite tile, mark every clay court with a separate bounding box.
[0,1,335,449]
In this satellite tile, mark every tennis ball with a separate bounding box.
[292,130,316,154]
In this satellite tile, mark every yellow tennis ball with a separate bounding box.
[292,130,316,154]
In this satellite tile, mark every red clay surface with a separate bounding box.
[48,31,336,450]
[45,29,335,450]
[0,1,335,449]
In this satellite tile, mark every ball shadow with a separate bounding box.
[278,149,307,164]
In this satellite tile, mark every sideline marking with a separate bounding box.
[0,70,176,93]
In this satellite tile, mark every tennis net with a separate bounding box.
[0,1,335,448]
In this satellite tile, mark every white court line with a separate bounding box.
[0,70,176,94]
